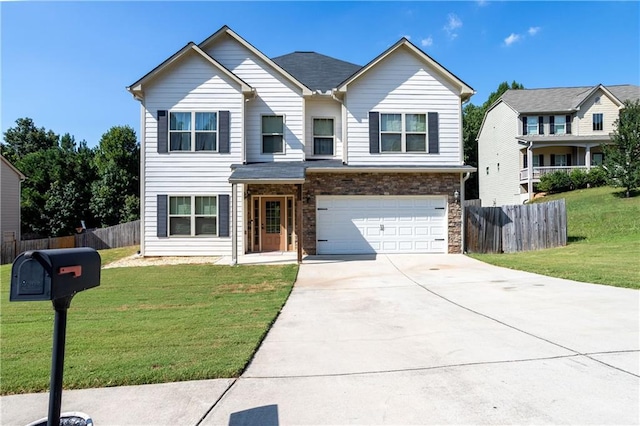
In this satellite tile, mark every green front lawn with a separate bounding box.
[0,261,298,395]
[470,187,640,289]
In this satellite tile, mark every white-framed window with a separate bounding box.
[554,115,566,135]
[526,116,539,135]
[169,112,218,152]
[592,153,604,166]
[262,115,284,154]
[169,195,217,236]
[553,154,567,167]
[380,113,427,153]
[593,113,603,131]
[312,118,334,156]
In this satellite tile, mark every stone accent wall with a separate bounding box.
[245,175,463,255]
[302,173,462,254]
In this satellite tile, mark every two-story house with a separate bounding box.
[477,84,640,206]
[127,26,475,261]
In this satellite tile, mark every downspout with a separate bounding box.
[332,90,347,164]
[139,99,146,256]
[461,172,471,253]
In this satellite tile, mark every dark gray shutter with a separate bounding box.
[157,195,168,237]
[566,115,572,134]
[538,116,544,135]
[522,117,528,135]
[218,194,230,237]
[428,112,439,154]
[550,154,556,166]
[539,154,544,166]
[369,112,380,154]
[523,155,527,168]
[218,111,230,153]
[566,154,572,166]
[549,116,555,134]
[158,110,168,153]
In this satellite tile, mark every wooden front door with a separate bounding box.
[261,197,285,251]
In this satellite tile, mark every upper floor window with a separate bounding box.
[313,118,334,156]
[169,112,217,151]
[523,116,541,135]
[552,116,566,135]
[262,115,284,154]
[593,113,603,131]
[380,113,427,152]
[169,195,217,236]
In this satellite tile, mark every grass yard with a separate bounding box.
[0,255,298,395]
[469,187,640,289]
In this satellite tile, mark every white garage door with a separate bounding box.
[316,196,447,254]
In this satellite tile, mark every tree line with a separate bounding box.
[1,118,139,239]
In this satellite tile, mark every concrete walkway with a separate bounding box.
[2,255,638,425]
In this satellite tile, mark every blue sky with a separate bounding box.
[2,1,639,147]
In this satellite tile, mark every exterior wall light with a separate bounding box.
[454,190,460,203]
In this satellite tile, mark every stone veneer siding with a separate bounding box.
[246,173,462,255]
[302,172,462,254]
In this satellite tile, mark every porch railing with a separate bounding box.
[520,166,589,181]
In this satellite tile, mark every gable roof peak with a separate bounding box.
[336,36,474,101]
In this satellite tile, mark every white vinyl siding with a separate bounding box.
[344,47,462,166]
[141,50,244,256]
[1,159,22,242]
[305,98,342,159]
[576,90,620,136]
[204,35,304,162]
[477,102,522,207]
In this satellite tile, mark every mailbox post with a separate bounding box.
[11,248,101,426]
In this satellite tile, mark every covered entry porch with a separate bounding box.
[229,162,304,264]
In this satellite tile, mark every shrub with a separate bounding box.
[570,168,588,189]
[539,171,572,193]
[587,167,607,188]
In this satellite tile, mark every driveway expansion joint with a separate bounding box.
[383,255,640,378]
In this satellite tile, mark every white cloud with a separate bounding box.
[504,33,521,46]
[421,36,433,47]
[443,13,463,39]
[477,0,488,6]
[403,35,412,40]
[528,26,541,36]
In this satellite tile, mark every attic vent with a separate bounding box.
[595,96,601,105]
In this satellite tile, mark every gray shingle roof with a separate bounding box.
[500,84,640,114]
[272,52,362,92]
[229,160,475,183]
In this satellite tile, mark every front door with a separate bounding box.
[261,197,285,251]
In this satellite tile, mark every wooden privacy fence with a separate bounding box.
[1,220,140,265]
[465,200,567,253]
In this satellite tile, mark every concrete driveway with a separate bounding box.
[203,254,639,425]
[2,255,638,425]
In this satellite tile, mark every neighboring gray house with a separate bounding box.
[127,26,475,261]
[477,84,640,206]
[1,155,25,243]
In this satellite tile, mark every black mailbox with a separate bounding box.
[11,248,101,302]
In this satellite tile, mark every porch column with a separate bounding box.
[231,183,238,265]
[585,145,592,171]
[527,143,533,202]
[297,184,303,263]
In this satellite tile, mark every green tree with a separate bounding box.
[1,118,58,162]
[463,81,525,199]
[90,126,140,227]
[603,99,640,197]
